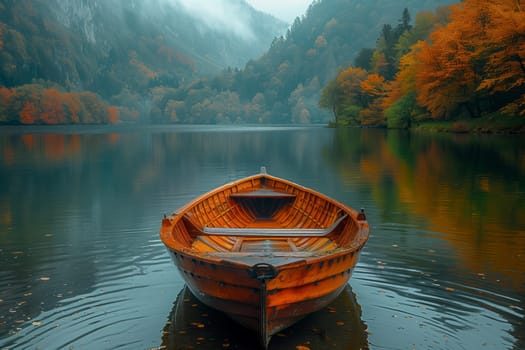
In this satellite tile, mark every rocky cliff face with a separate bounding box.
[52,0,99,44]
[0,0,287,92]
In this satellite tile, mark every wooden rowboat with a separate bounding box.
[160,168,370,349]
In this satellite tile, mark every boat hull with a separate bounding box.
[160,169,369,348]
[165,245,364,347]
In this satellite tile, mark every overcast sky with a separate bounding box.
[246,0,312,22]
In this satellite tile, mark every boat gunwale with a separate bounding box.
[160,171,370,268]
[170,172,361,222]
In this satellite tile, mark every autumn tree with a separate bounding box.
[415,0,524,119]
[19,101,37,124]
[384,41,428,128]
[319,67,368,125]
[475,0,525,116]
[359,73,389,125]
[107,106,119,124]
[40,89,67,124]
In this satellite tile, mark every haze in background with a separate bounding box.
[164,0,258,41]
[246,0,312,22]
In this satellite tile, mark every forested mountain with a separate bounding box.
[0,0,287,124]
[1,0,466,125]
[163,0,458,124]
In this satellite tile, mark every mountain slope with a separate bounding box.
[167,0,459,124]
[0,0,287,95]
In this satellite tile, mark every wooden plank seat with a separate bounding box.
[230,189,297,199]
[202,214,348,237]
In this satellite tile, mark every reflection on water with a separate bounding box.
[329,128,525,350]
[330,128,525,288]
[162,285,367,350]
[0,125,524,350]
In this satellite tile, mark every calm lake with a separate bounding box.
[0,125,524,350]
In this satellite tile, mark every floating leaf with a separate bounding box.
[39,277,50,281]
[445,287,455,292]
[32,321,42,326]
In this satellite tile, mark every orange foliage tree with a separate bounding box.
[40,89,67,124]
[475,0,525,115]
[415,0,525,119]
[19,101,37,124]
[107,106,119,124]
[319,66,368,125]
[0,83,113,124]
[359,73,389,125]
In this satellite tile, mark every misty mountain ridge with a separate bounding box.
[166,0,459,124]
[0,0,287,91]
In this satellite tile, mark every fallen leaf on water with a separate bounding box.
[445,287,455,292]
[32,321,42,326]
[39,277,50,281]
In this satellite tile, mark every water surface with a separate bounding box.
[0,126,523,349]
